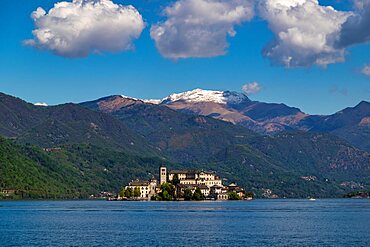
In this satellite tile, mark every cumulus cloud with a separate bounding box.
[24,0,145,58]
[150,0,254,59]
[242,82,261,95]
[336,0,370,48]
[361,64,370,76]
[259,0,351,67]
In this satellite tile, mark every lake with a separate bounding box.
[0,199,369,246]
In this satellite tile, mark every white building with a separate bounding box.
[125,178,157,199]
[168,170,222,187]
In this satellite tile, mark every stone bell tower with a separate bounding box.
[159,166,167,185]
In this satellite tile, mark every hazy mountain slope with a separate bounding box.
[332,125,370,153]
[298,101,370,132]
[0,93,158,156]
[296,101,370,152]
[210,144,354,198]
[0,92,46,136]
[233,101,303,121]
[248,132,370,179]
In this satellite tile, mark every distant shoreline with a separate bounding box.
[1,198,370,203]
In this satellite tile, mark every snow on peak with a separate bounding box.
[34,102,48,106]
[115,89,250,105]
[143,99,162,104]
[119,95,161,105]
[160,89,249,104]
[120,95,139,101]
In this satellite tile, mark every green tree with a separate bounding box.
[245,192,254,199]
[124,187,133,198]
[183,188,193,201]
[133,187,141,198]
[119,187,125,197]
[158,182,175,201]
[171,174,180,186]
[228,192,241,200]
[192,187,205,201]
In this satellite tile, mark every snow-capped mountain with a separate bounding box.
[83,89,304,133]
[116,89,250,105]
[80,90,370,151]
[159,89,250,105]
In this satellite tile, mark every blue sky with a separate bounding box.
[0,0,369,115]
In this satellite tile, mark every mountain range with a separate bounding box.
[115,88,370,153]
[0,90,369,199]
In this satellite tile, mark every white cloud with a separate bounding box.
[150,0,254,59]
[242,82,261,95]
[25,0,145,58]
[361,64,370,76]
[259,0,351,67]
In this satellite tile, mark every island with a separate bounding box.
[109,166,254,201]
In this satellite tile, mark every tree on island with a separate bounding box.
[171,174,180,186]
[119,187,125,197]
[245,192,254,199]
[192,188,205,201]
[183,188,193,201]
[133,187,141,198]
[124,187,133,198]
[157,182,175,201]
[228,192,241,200]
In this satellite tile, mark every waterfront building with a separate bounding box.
[177,184,210,197]
[227,183,246,198]
[125,177,157,199]
[168,170,222,187]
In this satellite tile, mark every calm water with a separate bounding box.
[0,199,369,247]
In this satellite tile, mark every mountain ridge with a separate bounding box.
[98,89,369,152]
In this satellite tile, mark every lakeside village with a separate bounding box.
[108,167,254,201]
